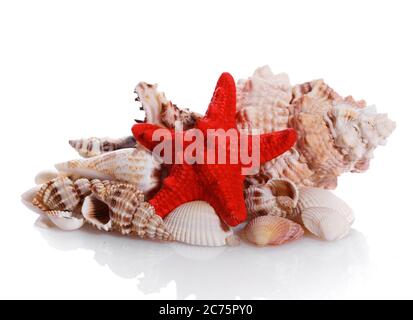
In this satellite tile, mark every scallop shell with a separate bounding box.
[69,136,136,158]
[301,207,350,241]
[244,215,304,246]
[296,187,354,224]
[87,180,172,240]
[164,201,234,247]
[32,177,91,212]
[244,178,299,218]
[55,147,162,197]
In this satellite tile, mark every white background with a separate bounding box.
[0,0,412,299]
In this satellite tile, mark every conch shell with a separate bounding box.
[239,68,396,189]
[81,180,173,241]
[55,147,162,197]
[164,201,238,247]
[69,136,136,158]
[244,215,304,246]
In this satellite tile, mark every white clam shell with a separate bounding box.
[164,201,234,247]
[301,207,350,241]
[297,187,354,224]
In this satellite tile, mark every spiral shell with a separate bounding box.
[55,147,162,197]
[244,178,299,218]
[244,215,304,246]
[82,180,172,241]
[32,177,91,212]
[69,136,136,158]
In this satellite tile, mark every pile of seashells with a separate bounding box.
[22,66,395,247]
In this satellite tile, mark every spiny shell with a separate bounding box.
[244,215,304,246]
[134,82,168,126]
[69,136,136,158]
[301,207,350,241]
[239,68,395,189]
[87,180,172,241]
[244,178,299,218]
[32,177,91,212]
[164,201,235,247]
[55,147,162,197]
[135,81,201,129]
[295,187,354,224]
[236,65,292,133]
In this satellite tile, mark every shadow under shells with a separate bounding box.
[36,225,369,299]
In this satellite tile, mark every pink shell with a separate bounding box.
[244,215,304,246]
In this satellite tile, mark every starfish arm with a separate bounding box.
[132,123,176,151]
[149,164,202,218]
[254,128,297,164]
[201,72,236,129]
[199,164,247,226]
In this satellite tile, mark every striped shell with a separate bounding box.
[83,180,172,241]
[55,147,162,197]
[244,178,299,218]
[244,215,304,246]
[32,177,91,212]
[164,201,237,247]
[69,136,136,158]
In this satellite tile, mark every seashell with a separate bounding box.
[21,185,43,214]
[34,170,59,185]
[81,195,112,231]
[45,210,85,231]
[301,207,350,241]
[160,101,202,130]
[135,81,201,129]
[244,178,299,218]
[244,215,304,246]
[32,177,91,213]
[275,187,355,241]
[88,179,172,240]
[134,82,168,126]
[69,136,136,158]
[34,215,55,229]
[164,201,234,247]
[295,187,354,224]
[55,147,162,197]
[236,65,292,133]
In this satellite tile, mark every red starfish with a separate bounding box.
[132,73,297,226]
